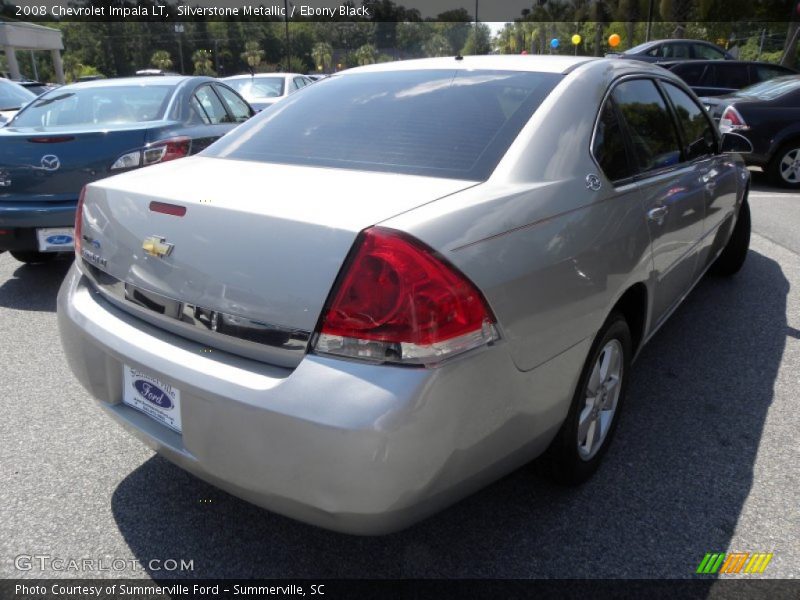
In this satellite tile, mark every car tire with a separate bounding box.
[767,142,800,189]
[9,251,57,265]
[538,311,632,485]
[710,198,750,277]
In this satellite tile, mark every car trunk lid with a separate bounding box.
[80,156,478,367]
[0,125,150,202]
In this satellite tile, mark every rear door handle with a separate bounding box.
[647,206,669,225]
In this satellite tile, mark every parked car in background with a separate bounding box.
[0,78,36,125]
[660,60,797,96]
[0,75,252,264]
[59,55,751,534]
[608,39,733,63]
[222,73,314,111]
[16,80,59,96]
[702,75,800,188]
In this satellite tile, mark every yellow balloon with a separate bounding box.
[571,34,582,45]
[608,33,621,47]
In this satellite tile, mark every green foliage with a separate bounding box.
[354,43,378,65]
[311,41,334,72]
[462,24,492,55]
[192,49,215,76]
[241,40,265,69]
[150,50,173,71]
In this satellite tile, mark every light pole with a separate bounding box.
[284,0,290,69]
[175,24,185,74]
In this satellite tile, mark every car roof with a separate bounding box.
[343,55,597,75]
[223,73,304,80]
[60,76,205,90]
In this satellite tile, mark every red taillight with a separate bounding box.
[720,106,748,133]
[27,136,74,143]
[74,186,86,256]
[143,137,191,165]
[315,227,497,365]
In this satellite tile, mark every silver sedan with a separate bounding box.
[58,55,751,534]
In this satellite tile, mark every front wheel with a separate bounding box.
[9,251,57,265]
[539,311,632,485]
[767,143,800,188]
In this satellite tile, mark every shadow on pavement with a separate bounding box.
[0,254,72,312]
[111,250,788,580]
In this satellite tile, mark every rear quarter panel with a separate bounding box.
[383,63,654,372]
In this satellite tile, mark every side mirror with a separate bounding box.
[720,132,753,154]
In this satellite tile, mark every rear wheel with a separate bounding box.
[9,251,57,265]
[767,142,800,188]
[711,198,750,276]
[539,311,632,485]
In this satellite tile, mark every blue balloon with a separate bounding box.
[550,38,560,49]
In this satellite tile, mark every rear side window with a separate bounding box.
[708,64,748,90]
[692,44,726,60]
[205,69,562,181]
[671,63,707,86]
[215,85,251,123]
[592,99,633,182]
[661,82,717,160]
[612,79,682,174]
[193,85,229,124]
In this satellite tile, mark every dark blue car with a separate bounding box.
[0,76,253,264]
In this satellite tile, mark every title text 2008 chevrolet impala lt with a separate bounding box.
[58,56,752,534]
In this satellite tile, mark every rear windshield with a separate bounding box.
[226,77,285,99]
[11,84,173,128]
[205,69,562,180]
[736,76,800,100]
[0,79,36,110]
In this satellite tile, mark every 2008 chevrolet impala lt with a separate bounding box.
[58,55,752,534]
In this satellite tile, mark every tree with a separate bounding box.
[150,50,173,71]
[462,24,492,55]
[354,43,378,65]
[311,41,333,72]
[192,49,216,76]
[241,40,265,70]
[423,33,452,57]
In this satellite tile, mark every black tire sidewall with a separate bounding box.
[546,312,632,484]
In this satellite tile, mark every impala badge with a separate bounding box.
[142,235,174,258]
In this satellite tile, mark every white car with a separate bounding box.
[221,73,314,111]
[0,78,36,125]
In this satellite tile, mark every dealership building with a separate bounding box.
[0,21,65,84]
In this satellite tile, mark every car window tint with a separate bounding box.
[593,98,633,182]
[664,43,690,59]
[194,85,229,124]
[661,82,717,160]
[612,79,682,174]
[215,85,251,122]
[692,44,726,60]
[205,69,562,181]
[671,63,707,86]
[189,96,210,124]
[709,64,748,89]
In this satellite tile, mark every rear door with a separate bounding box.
[612,78,706,324]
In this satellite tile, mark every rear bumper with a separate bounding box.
[0,200,76,251]
[58,264,587,534]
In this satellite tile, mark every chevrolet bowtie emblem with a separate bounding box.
[142,236,174,258]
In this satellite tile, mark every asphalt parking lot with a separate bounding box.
[1,172,797,580]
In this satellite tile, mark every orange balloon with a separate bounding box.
[608,33,621,47]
